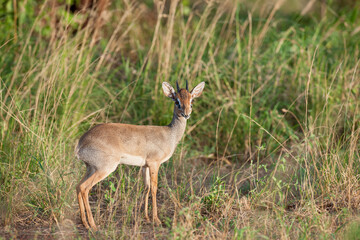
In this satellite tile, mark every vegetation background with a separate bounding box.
[0,0,359,239]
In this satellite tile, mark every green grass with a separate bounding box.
[0,0,359,239]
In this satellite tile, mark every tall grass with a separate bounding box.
[0,0,359,239]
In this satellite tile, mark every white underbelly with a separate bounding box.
[161,152,174,164]
[119,154,146,166]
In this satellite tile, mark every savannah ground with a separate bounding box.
[0,0,360,239]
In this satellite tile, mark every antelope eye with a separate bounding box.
[175,99,181,109]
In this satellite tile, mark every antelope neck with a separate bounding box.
[168,108,187,143]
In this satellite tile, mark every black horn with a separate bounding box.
[176,81,180,92]
[186,80,188,91]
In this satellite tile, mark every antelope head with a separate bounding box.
[162,81,205,120]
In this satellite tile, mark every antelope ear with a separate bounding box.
[162,82,176,99]
[190,82,205,99]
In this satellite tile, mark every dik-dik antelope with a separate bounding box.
[76,81,205,230]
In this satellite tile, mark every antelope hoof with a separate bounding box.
[153,217,161,226]
[90,224,98,231]
[144,216,150,223]
[82,221,90,230]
